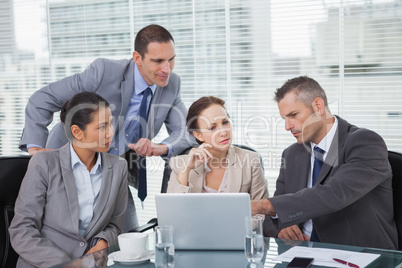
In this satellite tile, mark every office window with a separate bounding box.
[1,1,401,256]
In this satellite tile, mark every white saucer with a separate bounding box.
[108,250,154,265]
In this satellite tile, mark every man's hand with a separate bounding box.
[27,147,53,156]
[251,199,276,216]
[277,225,309,241]
[128,138,168,157]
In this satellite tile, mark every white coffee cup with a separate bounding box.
[118,232,148,259]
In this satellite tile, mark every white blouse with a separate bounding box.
[202,159,229,193]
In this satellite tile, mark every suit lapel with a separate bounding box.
[296,145,312,190]
[226,146,242,192]
[59,144,80,234]
[317,116,346,184]
[190,161,206,192]
[113,60,135,140]
[119,60,135,117]
[85,153,113,237]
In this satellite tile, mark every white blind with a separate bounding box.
[2,1,402,253]
[0,0,48,155]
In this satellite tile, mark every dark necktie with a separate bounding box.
[137,87,152,202]
[310,146,325,242]
[312,146,325,186]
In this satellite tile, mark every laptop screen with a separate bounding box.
[155,193,251,250]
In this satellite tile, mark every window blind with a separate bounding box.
[1,2,401,253]
[0,0,49,155]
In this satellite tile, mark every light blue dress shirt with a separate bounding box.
[70,143,103,236]
[125,64,157,122]
[108,64,156,155]
[109,63,172,157]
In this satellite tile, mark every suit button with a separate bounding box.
[79,242,85,247]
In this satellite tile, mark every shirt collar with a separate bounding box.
[134,63,157,96]
[70,143,102,173]
[310,116,338,155]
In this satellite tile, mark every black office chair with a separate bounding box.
[389,151,402,250]
[130,144,264,233]
[0,155,31,268]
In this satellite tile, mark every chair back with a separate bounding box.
[389,151,402,250]
[0,156,30,268]
[160,146,193,193]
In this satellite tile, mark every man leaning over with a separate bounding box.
[19,24,194,232]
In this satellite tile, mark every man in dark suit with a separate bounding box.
[19,24,194,232]
[252,76,397,249]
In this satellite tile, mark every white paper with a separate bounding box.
[273,246,380,268]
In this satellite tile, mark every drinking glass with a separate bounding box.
[244,215,264,262]
[155,225,175,268]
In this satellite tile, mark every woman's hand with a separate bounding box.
[63,241,108,268]
[177,143,213,186]
[186,143,213,170]
[86,239,108,255]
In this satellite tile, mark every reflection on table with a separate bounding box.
[51,237,402,268]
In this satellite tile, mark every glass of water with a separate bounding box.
[244,215,264,262]
[155,225,175,268]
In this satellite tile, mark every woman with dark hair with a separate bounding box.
[10,92,128,268]
[167,96,268,200]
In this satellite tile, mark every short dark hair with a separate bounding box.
[134,24,174,58]
[186,96,227,145]
[60,92,110,141]
[274,76,328,107]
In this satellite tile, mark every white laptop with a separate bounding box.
[155,193,251,250]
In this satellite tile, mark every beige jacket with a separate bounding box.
[167,146,268,200]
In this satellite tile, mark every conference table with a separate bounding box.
[52,237,402,268]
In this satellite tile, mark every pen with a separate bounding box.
[333,258,359,268]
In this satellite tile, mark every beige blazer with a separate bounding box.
[9,143,128,268]
[167,146,268,200]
